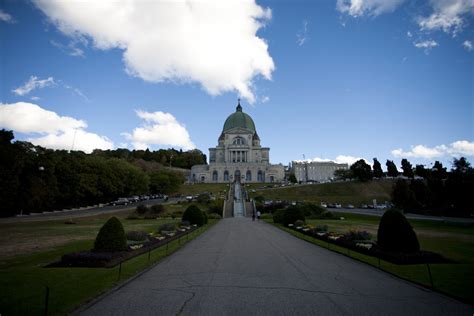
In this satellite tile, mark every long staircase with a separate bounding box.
[222,181,254,218]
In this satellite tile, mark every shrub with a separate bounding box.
[281,205,305,227]
[294,219,305,227]
[377,209,420,253]
[126,212,140,220]
[202,211,208,224]
[158,223,176,234]
[149,204,165,215]
[126,231,148,241]
[343,230,371,241]
[94,217,127,252]
[273,209,285,224]
[182,205,205,226]
[319,211,335,219]
[207,213,222,219]
[197,193,211,204]
[144,213,157,219]
[136,204,149,215]
[208,200,224,214]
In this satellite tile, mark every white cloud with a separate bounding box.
[463,40,473,51]
[417,0,474,36]
[12,76,56,96]
[296,20,309,46]
[0,10,14,23]
[336,0,405,17]
[50,39,86,57]
[391,140,474,159]
[30,96,40,101]
[0,102,113,153]
[413,39,439,53]
[33,0,275,103]
[407,31,413,37]
[261,95,270,103]
[123,110,195,150]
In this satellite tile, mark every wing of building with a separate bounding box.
[292,161,348,183]
[190,101,284,183]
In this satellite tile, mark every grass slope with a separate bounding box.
[249,180,394,205]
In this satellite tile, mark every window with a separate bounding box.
[233,137,245,145]
[224,170,229,181]
[212,170,218,181]
[257,170,264,182]
[246,170,252,181]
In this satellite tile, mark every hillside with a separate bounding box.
[248,180,395,206]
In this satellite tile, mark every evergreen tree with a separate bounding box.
[401,158,414,178]
[372,158,384,178]
[386,160,399,177]
[350,159,373,181]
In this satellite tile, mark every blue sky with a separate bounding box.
[1,0,473,169]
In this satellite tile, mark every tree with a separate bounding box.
[94,217,127,252]
[452,157,472,174]
[334,169,353,180]
[350,159,373,181]
[432,161,447,180]
[401,158,414,178]
[414,164,429,178]
[288,174,297,183]
[372,158,384,178]
[386,160,399,177]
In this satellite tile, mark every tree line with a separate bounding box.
[336,157,473,217]
[0,130,190,217]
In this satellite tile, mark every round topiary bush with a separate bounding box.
[377,209,420,253]
[282,206,305,227]
[94,217,127,252]
[182,205,205,226]
[272,209,285,224]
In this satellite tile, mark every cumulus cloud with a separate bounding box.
[463,40,473,51]
[417,0,474,36]
[0,10,14,23]
[413,39,439,53]
[33,0,275,103]
[12,76,56,96]
[0,102,113,153]
[122,110,195,150]
[336,0,405,17]
[391,140,474,159]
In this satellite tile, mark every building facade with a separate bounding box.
[190,101,284,183]
[292,161,348,183]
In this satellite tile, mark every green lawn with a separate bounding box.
[249,180,394,206]
[270,212,474,304]
[0,216,218,315]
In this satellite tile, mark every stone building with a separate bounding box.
[190,101,284,183]
[292,161,348,183]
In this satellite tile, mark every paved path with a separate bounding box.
[80,218,472,315]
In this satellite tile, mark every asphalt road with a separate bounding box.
[79,218,472,316]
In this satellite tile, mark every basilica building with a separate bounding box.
[190,101,284,183]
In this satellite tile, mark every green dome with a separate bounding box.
[222,102,256,133]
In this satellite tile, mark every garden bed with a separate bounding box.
[289,225,452,265]
[47,226,197,268]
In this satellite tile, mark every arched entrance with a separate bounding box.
[234,170,241,182]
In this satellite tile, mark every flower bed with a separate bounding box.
[288,225,451,265]
[48,226,197,268]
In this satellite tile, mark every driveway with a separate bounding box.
[79,218,472,315]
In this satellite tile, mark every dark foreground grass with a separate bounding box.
[268,215,474,304]
[0,220,217,315]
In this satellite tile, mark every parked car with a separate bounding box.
[129,196,140,203]
[186,196,193,201]
[112,198,129,206]
[346,204,354,209]
[335,203,342,208]
[320,202,327,208]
